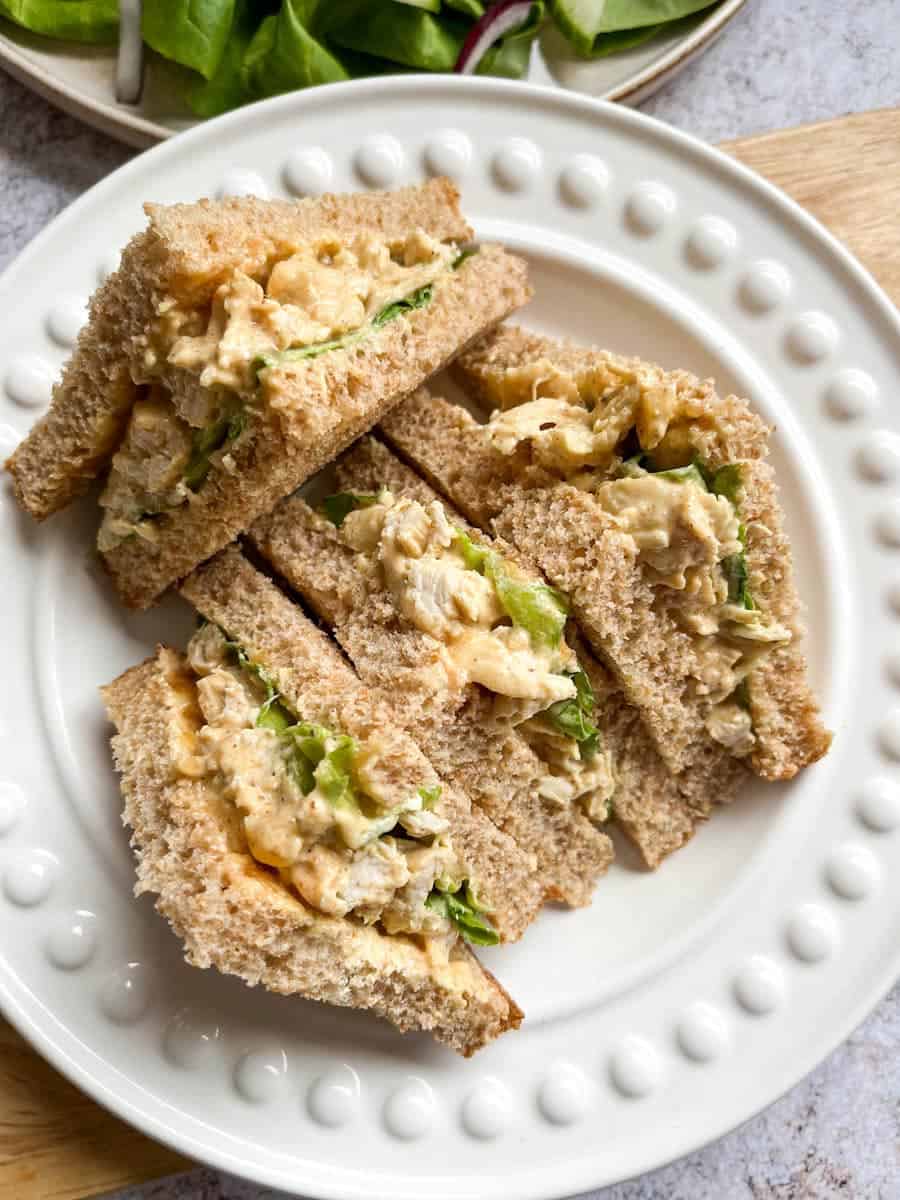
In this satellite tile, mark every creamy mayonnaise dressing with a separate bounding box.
[341,493,577,709]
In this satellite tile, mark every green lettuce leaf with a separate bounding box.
[258,281,436,371]
[321,491,379,528]
[183,403,246,492]
[653,462,709,489]
[241,0,349,102]
[0,0,118,42]
[721,549,749,608]
[543,668,600,758]
[616,455,756,612]
[371,284,434,327]
[452,247,479,270]
[142,0,234,79]
[417,784,441,809]
[453,529,569,649]
[426,881,499,946]
[186,0,257,116]
[312,731,358,807]
[221,633,283,709]
[707,462,744,505]
[256,694,294,733]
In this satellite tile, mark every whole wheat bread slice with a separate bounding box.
[179,546,543,942]
[103,647,520,1055]
[7,178,470,521]
[250,436,616,904]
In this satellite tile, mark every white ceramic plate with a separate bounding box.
[0,1,748,149]
[0,77,898,1199]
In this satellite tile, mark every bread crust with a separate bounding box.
[179,546,542,942]
[6,179,472,523]
[102,646,520,1055]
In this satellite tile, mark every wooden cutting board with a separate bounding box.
[1,106,898,1200]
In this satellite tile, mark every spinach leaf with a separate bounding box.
[186,0,257,116]
[142,0,234,78]
[0,0,118,42]
[241,0,349,102]
[322,0,468,71]
[443,0,483,15]
[551,0,719,56]
[587,21,664,56]
[453,528,569,649]
[543,668,600,758]
[426,881,499,946]
[321,491,379,528]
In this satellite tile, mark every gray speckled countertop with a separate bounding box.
[1,1,898,1197]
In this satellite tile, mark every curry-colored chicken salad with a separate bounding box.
[474,357,791,758]
[181,621,497,948]
[325,488,616,822]
[98,232,469,553]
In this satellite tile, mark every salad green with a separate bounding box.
[426,881,499,945]
[452,528,569,650]
[218,627,499,943]
[257,280,437,371]
[543,668,600,758]
[550,0,720,57]
[183,402,246,492]
[0,0,118,43]
[321,491,379,528]
[0,0,725,118]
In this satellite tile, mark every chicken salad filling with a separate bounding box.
[99,236,475,553]
[180,621,498,946]
[472,359,791,757]
[151,229,460,394]
[325,489,616,821]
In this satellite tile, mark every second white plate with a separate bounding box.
[0,1,748,148]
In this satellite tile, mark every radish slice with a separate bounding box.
[455,1,535,74]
